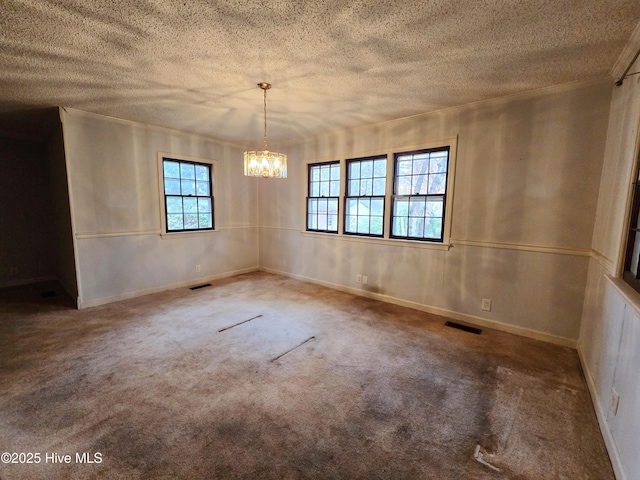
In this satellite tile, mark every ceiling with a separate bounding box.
[1,1,640,148]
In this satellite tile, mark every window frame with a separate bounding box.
[622,168,640,294]
[390,146,451,243]
[344,155,387,238]
[306,161,340,234]
[302,138,457,248]
[157,152,216,237]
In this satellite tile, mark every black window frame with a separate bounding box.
[623,177,640,293]
[162,157,214,233]
[390,147,450,242]
[306,161,340,233]
[344,155,387,237]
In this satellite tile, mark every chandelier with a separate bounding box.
[244,82,287,178]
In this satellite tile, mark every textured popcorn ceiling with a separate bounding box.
[1,0,640,146]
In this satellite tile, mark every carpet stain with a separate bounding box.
[0,273,614,480]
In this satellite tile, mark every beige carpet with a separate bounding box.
[0,272,613,479]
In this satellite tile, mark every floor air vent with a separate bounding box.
[445,321,482,335]
[189,283,212,290]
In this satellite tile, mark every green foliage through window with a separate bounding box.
[163,158,214,232]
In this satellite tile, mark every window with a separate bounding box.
[391,147,449,241]
[623,173,640,293]
[307,162,340,233]
[162,157,214,232]
[345,156,387,236]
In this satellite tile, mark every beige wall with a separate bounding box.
[258,79,611,344]
[580,56,640,480]
[61,109,260,307]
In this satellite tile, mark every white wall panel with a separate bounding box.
[61,109,259,306]
[260,79,611,343]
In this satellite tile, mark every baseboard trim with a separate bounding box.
[260,267,577,348]
[577,343,626,480]
[77,266,259,309]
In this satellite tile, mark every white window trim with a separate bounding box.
[157,151,218,239]
[300,137,458,249]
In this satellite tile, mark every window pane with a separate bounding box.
[320,181,330,197]
[181,180,196,196]
[373,178,386,196]
[371,198,384,216]
[330,164,340,180]
[328,198,338,214]
[425,218,443,239]
[165,179,181,195]
[349,180,360,196]
[346,198,358,214]
[167,214,184,231]
[396,176,411,195]
[195,165,209,181]
[429,174,447,194]
[166,196,182,213]
[360,178,372,196]
[346,215,357,232]
[370,217,383,235]
[198,198,211,213]
[413,158,429,175]
[311,167,320,182]
[374,159,386,177]
[430,154,448,173]
[394,198,409,217]
[357,216,370,234]
[311,183,320,197]
[320,165,330,181]
[393,217,407,237]
[318,213,328,230]
[398,159,412,175]
[361,160,373,178]
[184,213,199,229]
[180,163,195,179]
[164,161,180,178]
[330,180,340,197]
[196,181,210,196]
[357,198,370,215]
[199,213,212,228]
[349,162,360,178]
[328,214,338,231]
[412,175,428,194]
[408,218,425,237]
[183,197,198,213]
[308,214,317,230]
[426,197,443,217]
[409,197,426,217]
[308,198,317,213]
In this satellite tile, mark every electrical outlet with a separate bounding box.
[195,265,201,273]
[356,274,362,283]
[362,275,368,285]
[482,298,491,311]
[611,388,620,416]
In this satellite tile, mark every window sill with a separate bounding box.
[300,230,451,250]
[606,274,640,318]
[160,229,219,239]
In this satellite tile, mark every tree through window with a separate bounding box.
[391,148,449,241]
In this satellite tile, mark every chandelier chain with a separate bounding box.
[263,87,268,151]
